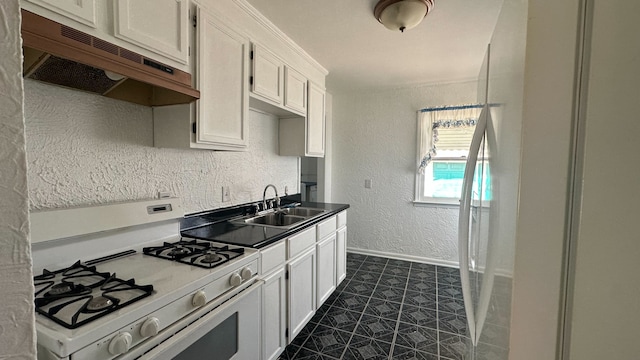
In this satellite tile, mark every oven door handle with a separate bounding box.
[119,279,263,360]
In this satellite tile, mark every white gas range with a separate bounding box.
[30,198,262,360]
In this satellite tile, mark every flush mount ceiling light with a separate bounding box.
[374,0,435,32]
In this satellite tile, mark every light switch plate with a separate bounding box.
[365,179,372,189]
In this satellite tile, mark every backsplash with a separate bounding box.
[24,79,298,214]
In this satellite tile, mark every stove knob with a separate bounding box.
[229,272,242,287]
[140,317,160,338]
[192,290,207,307]
[108,332,132,355]
[240,267,253,280]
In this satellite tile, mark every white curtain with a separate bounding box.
[417,106,482,174]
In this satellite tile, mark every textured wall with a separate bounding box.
[24,80,299,214]
[0,1,37,358]
[331,81,477,264]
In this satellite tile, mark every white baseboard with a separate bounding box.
[346,247,459,269]
[346,247,514,279]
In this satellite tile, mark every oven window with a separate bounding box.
[174,312,238,360]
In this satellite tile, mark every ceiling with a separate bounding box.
[244,0,504,91]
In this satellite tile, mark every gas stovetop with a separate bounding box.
[32,238,252,330]
[143,238,245,269]
[32,236,258,357]
[29,198,260,359]
[33,261,153,329]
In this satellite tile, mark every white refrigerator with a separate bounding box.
[456,0,528,358]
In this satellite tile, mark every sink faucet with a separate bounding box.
[263,184,280,210]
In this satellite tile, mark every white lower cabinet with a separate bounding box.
[336,226,347,285]
[262,267,286,360]
[260,210,347,358]
[287,246,316,342]
[316,233,337,307]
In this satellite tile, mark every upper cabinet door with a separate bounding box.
[252,44,283,104]
[306,82,325,157]
[114,0,189,64]
[25,0,97,27]
[284,66,307,116]
[196,7,249,149]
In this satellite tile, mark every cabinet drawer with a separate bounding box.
[337,211,347,229]
[261,241,286,275]
[288,227,316,259]
[316,216,336,240]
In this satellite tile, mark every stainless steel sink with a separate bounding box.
[232,207,327,229]
[244,213,306,227]
[279,207,326,217]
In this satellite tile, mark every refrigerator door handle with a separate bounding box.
[458,104,488,346]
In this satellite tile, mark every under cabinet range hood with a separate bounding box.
[21,10,199,106]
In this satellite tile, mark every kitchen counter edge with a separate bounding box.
[180,200,350,249]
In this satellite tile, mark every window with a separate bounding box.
[415,105,487,205]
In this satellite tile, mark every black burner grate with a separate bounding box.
[143,239,245,269]
[33,261,153,329]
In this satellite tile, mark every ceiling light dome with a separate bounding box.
[374,0,435,32]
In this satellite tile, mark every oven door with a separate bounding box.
[126,280,262,360]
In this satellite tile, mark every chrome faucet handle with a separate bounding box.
[275,197,281,208]
[252,204,260,214]
[268,200,274,209]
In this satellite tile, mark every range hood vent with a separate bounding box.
[21,10,200,106]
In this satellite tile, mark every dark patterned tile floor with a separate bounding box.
[279,253,491,360]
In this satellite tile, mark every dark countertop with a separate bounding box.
[180,200,349,249]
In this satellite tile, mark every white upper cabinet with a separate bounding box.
[251,44,283,104]
[195,8,249,149]
[278,81,326,158]
[114,0,189,65]
[24,0,96,27]
[22,0,191,71]
[153,6,249,151]
[284,67,307,116]
[306,81,326,157]
[24,0,326,152]
[250,44,314,119]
